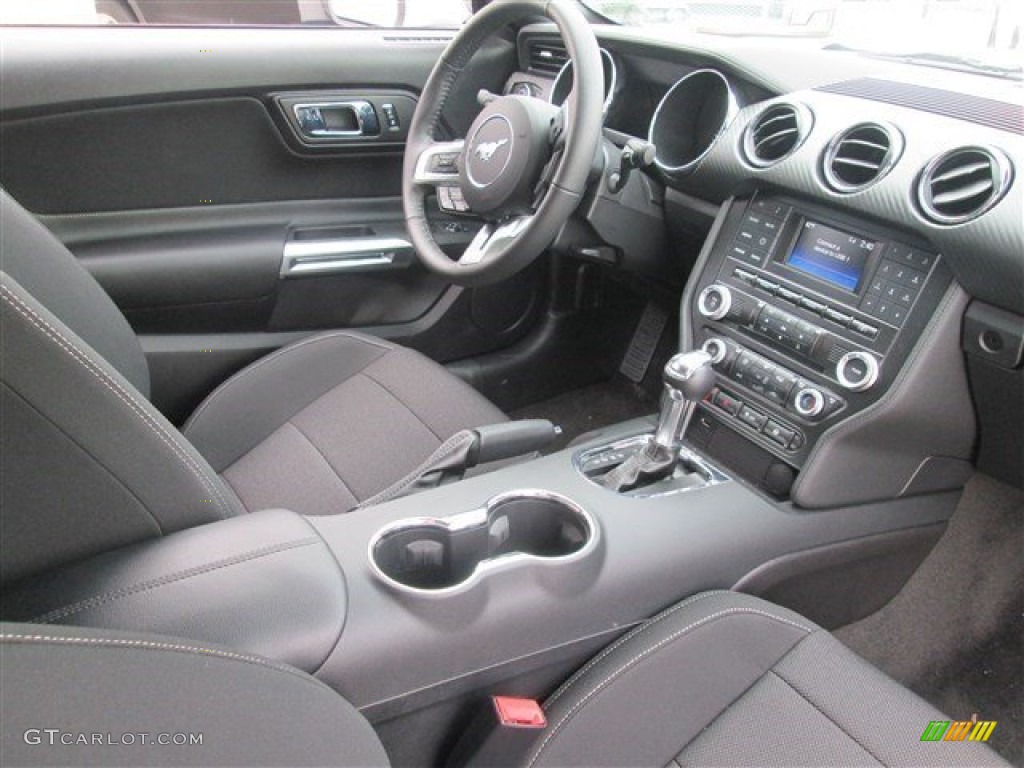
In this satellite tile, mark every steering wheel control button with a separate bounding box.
[836,350,880,392]
[429,152,460,174]
[697,284,733,321]
[794,387,826,418]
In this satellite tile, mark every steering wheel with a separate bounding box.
[402,0,604,287]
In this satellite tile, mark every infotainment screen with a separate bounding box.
[785,220,876,292]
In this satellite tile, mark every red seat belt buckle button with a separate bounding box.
[492,696,547,729]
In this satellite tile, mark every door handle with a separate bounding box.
[292,101,380,138]
[281,237,413,277]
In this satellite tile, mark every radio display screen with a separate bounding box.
[785,220,876,292]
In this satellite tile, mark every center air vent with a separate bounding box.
[823,123,903,193]
[917,146,1014,225]
[742,103,812,168]
[527,39,568,76]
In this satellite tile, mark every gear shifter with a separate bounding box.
[601,350,715,493]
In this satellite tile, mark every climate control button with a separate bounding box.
[793,387,826,418]
[701,337,729,365]
[836,351,879,392]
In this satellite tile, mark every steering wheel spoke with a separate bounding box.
[459,216,533,266]
[413,140,465,186]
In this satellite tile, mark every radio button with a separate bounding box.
[728,242,765,266]
[732,268,757,284]
[798,296,827,314]
[823,307,853,326]
[751,198,791,219]
[776,286,802,304]
[867,277,886,295]
[698,284,732,320]
[754,277,780,294]
[849,319,879,340]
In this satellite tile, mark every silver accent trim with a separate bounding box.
[280,237,413,277]
[793,387,826,418]
[459,215,531,266]
[916,145,1014,226]
[292,101,377,138]
[741,101,814,169]
[697,284,732,321]
[366,489,599,598]
[701,337,728,365]
[549,48,618,119]
[822,122,905,194]
[649,68,739,176]
[466,115,514,189]
[836,350,880,392]
[413,140,466,185]
[574,434,730,500]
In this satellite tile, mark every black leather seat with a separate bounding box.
[0,591,1008,767]
[0,190,504,586]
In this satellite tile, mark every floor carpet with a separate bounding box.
[836,474,1024,765]
[508,377,656,453]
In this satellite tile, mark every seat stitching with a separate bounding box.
[2,381,165,536]
[182,331,393,433]
[769,669,886,766]
[2,287,233,519]
[360,365,445,441]
[283,421,360,507]
[0,632,333,692]
[526,608,813,768]
[544,591,731,709]
[29,537,320,624]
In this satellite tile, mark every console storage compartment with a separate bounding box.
[0,509,346,673]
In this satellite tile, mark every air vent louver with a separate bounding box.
[917,147,1013,225]
[823,123,903,192]
[743,103,811,167]
[528,39,568,76]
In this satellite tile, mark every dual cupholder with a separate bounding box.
[368,490,597,595]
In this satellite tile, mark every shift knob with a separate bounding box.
[664,351,716,401]
[652,350,715,450]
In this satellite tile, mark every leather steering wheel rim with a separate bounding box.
[402,0,604,287]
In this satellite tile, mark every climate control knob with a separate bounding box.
[701,337,728,365]
[836,351,879,392]
[793,387,825,418]
[697,284,733,321]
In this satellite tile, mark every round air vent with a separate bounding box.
[823,122,904,192]
[742,102,812,168]
[917,146,1014,225]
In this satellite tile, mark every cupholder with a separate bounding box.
[369,490,597,594]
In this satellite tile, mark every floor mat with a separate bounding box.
[508,378,656,453]
[835,474,1024,765]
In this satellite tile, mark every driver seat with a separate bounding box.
[0,190,506,586]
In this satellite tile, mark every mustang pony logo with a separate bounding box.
[474,138,509,162]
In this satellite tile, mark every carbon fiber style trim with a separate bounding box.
[817,78,1024,136]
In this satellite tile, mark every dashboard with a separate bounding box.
[502,24,1024,499]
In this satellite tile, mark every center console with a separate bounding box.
[682,193,966,501]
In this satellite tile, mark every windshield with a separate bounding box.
[583,0,1022,77]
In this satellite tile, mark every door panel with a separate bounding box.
[0,25,534,424]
